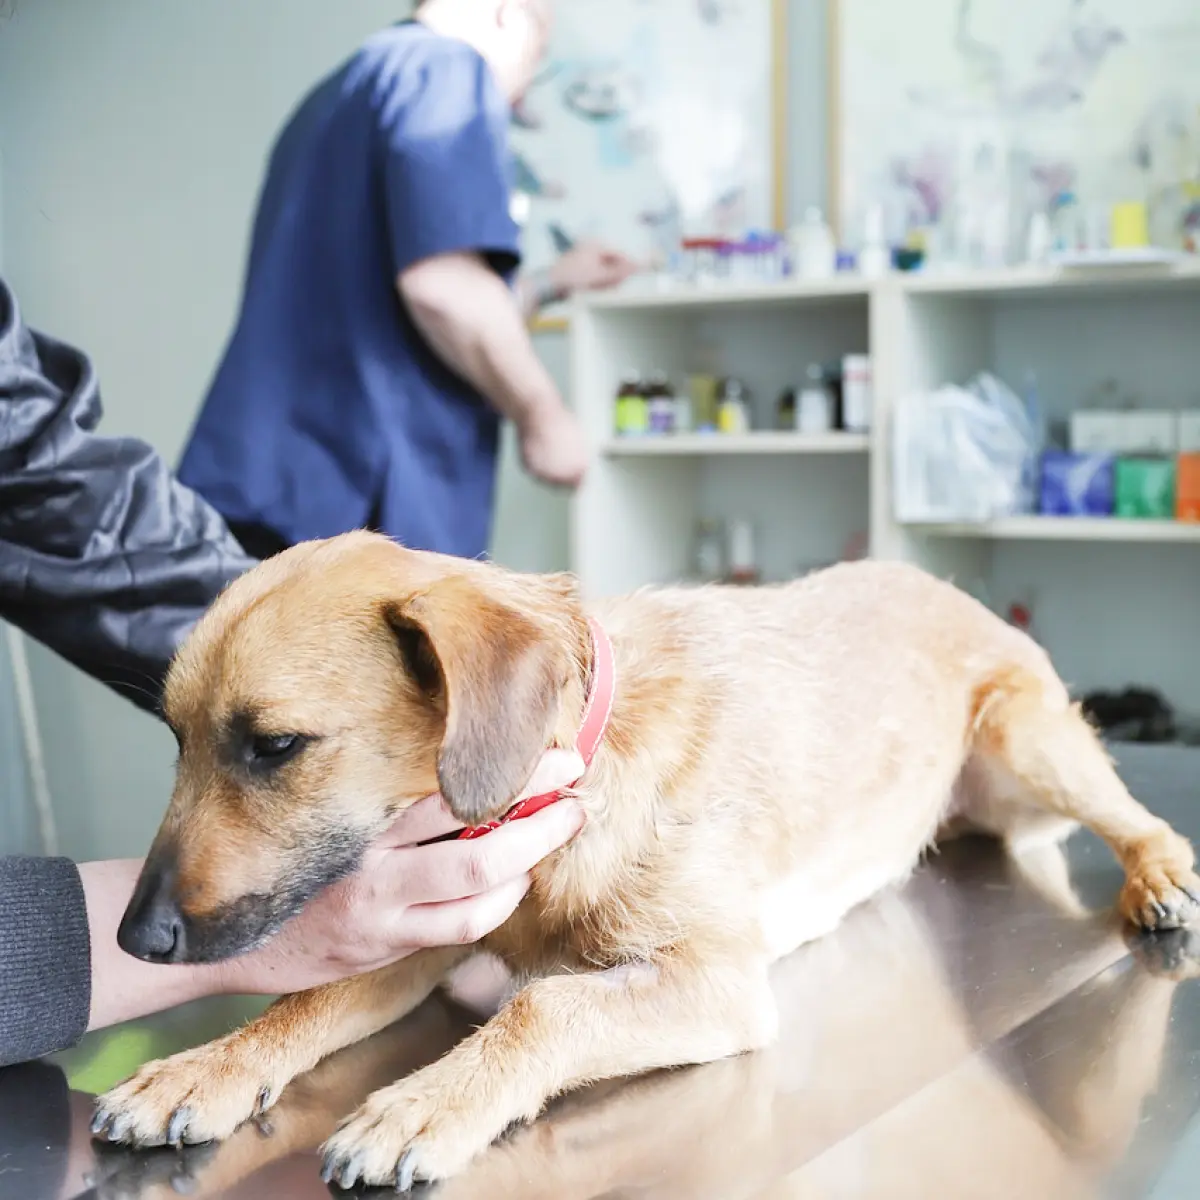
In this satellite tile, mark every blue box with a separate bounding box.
[1038,451,1115,516]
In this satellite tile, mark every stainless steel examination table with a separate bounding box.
[6,743,1200,1199]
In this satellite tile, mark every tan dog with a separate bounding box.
[92,531,1200,1190]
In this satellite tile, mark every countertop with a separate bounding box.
[6,743,1200,1199]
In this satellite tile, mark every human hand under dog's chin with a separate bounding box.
[219,749,587,996]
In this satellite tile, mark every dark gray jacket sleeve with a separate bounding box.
[0,275,255,712]
[0,856,91,1067]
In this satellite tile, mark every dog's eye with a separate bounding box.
[247,733,305,767]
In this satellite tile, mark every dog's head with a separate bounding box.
[117,531,589,965]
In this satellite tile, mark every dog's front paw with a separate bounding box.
[320,1071,502,1192]
[92,1039,275,1149]
[1119,864,1200,932]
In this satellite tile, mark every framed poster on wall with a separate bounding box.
[512,0,788,329]
[831,0,1200,261]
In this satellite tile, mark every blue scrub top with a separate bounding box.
[178,21,521,560]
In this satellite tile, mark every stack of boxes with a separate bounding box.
[1040,410,1200,520]
[1182,413,1200,521]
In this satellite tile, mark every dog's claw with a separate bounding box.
[319,1153,339,1185]
[167,1106,193,1148]
[395,1148,418,1193]
[107,1114,133,1144]
[90,1107,111,1137]
[342,1153,367,1190]
[1152,899,1170,923]
[256,1086,272,1114]
[1184,886,1200,907]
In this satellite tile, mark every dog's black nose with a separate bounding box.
[117,872,188,963]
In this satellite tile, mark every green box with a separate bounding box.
[1114,458,1176,519]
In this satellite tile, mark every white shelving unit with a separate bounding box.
[570,262,1200,713]
[601,432,869,457]
[907,517,1200,544]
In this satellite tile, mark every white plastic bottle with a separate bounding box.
[841,354,873,432]
[790,207,836,280]
[796,364,833,434]
[858,205,890,279]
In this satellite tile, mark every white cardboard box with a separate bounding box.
[1070,410,1178,455]
[1070,412,1122,454]
[1179,411,1200,453]
[1122,412,1179,455]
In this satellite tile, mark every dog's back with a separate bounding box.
[505,559,1064,971]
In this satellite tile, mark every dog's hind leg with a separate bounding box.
[319,954,778,1190]
[971,668,1200,932]
[93,944,468,1149]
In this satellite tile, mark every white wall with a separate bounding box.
[0,0,830,858]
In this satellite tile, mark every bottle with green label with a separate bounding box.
[614,372,648,436]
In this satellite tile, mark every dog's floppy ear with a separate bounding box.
[384,576,567,826]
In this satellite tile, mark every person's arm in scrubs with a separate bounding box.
[0,278,584,1066]
[515,241,640,322]
[403,249,637,488]
[402,252,591,486]
[382,43,632,489]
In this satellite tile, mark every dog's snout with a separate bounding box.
[117,868,188,964]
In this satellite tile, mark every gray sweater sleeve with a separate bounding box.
[0,856,91,1067]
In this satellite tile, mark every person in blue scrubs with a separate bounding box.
[178,0,635,561]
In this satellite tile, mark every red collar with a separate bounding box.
[458,617,615,840]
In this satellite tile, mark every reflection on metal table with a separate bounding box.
[4,743,1200,1199]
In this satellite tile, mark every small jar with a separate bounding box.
[614,372,648,436]
[717,377,751,434]
[673,387,694,434]
[726,519,760,585]
[693,520,725,582]
[796,364,833,434]
[646,370,675,435]
[776,387,797,430]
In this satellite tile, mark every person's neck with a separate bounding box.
[415,6,516,100]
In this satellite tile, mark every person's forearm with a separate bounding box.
[0,277,255,715]
[405,266,566,430]
[80,860,233,1032]
[515,267,567,322]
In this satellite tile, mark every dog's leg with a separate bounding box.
[93,945,467,1148]
[978,672,1200,931]
[319,956,777,1190]
[424,1050,780,1200]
